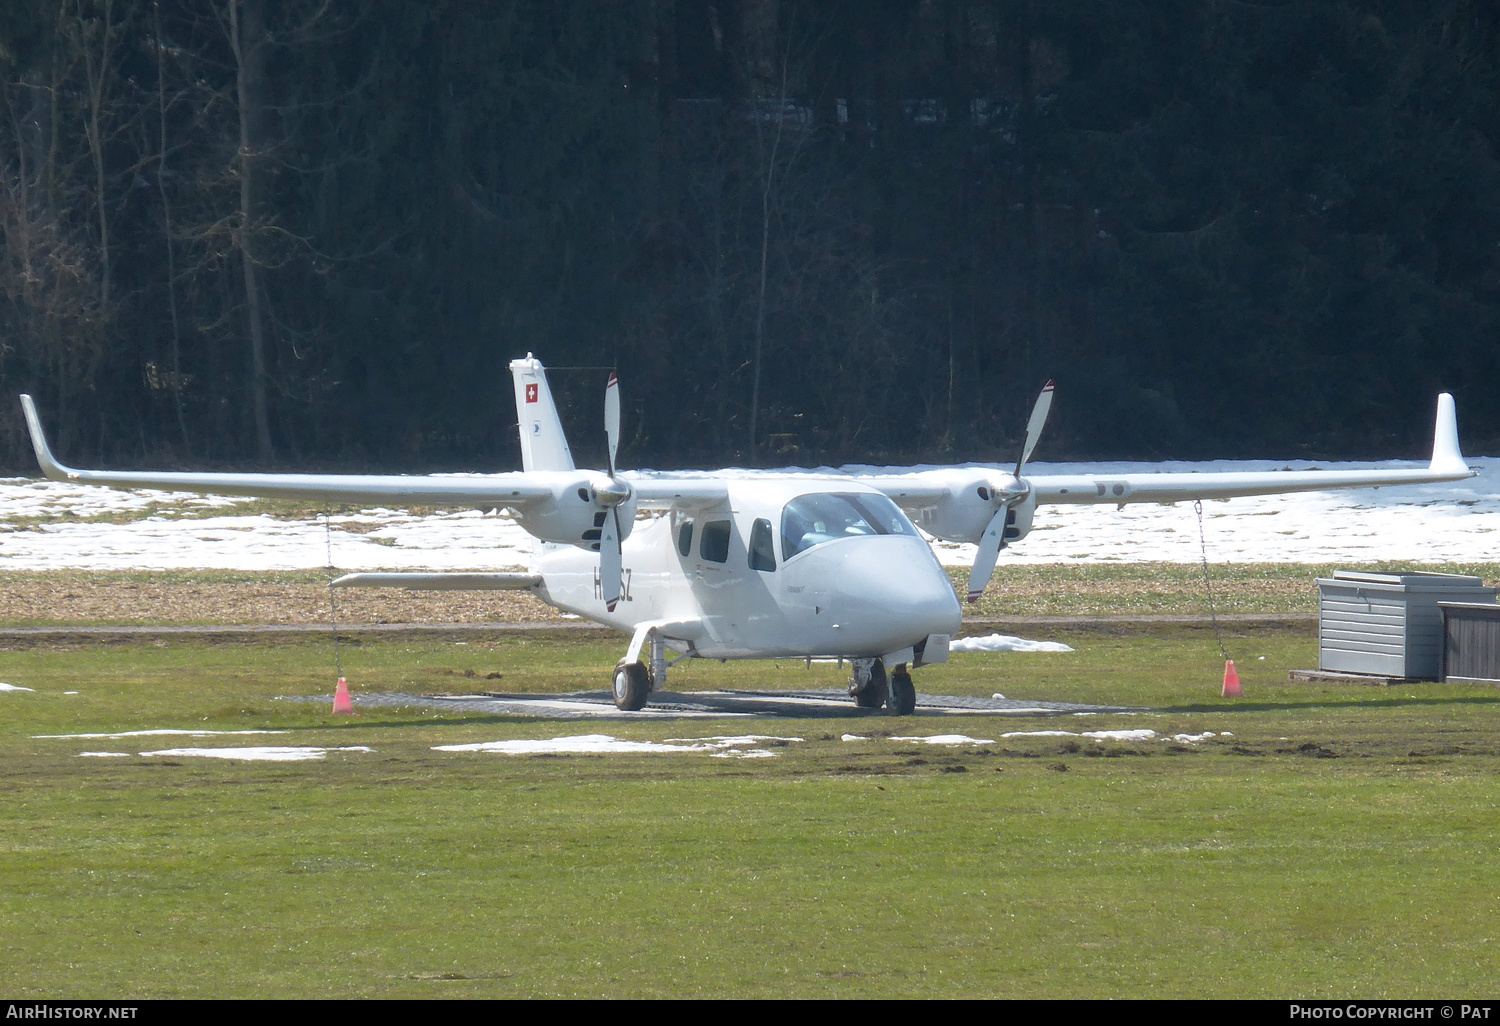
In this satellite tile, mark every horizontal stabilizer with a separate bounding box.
[330,572,542,591]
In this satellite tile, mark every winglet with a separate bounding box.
[1429,393,1468,476]
[18,395,77,482]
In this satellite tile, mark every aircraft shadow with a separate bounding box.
[294,689,1138,721]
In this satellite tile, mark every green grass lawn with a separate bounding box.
[2,617,1497,998]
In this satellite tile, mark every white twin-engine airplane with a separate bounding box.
[19,356,1475,713]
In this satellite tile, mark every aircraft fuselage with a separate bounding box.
[532,479,962,661]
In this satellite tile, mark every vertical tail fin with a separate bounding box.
[509,354,575,472]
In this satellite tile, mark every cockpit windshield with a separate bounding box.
[780,491,918,560]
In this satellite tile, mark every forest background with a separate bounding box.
[2,0,1498,473]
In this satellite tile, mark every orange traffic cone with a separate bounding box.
[332,676,354,714]
[1221,660,1242,698]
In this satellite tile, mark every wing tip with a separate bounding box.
[1430,392,1468,475]
[17,394,71,481]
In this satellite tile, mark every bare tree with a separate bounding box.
[228,0,272,458]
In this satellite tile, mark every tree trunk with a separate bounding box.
[80,0,116,315]
[154,0,190,454]
[231,0,274,460]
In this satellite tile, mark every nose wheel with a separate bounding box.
[849,658,916,714]
[888,667,916,716]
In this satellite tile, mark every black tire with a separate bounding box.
[851,658,888,709]
[888,669,916,716]
[612,660,650,711]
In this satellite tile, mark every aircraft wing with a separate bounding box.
[624,475,733,509]
[19,394,578,508]
[1029,464,1473,506]
[1031,392,1474,504]
[864,392,1474,509]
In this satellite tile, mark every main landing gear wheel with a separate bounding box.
[888,668,916,716]
[850,658,888,709]
[612,660,650,711]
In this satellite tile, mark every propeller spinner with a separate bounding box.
[967,380,1054,603]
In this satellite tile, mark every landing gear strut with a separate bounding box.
[849,658,888,709]
[610,626,678,711]
[849,658,915,714]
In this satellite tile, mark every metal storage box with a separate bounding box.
[1438,602,1500,684]
[1317,571,1497,680]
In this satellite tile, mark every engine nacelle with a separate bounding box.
[511,474,637,551]
[1004,488,1037,545]
[911,472,1037,546]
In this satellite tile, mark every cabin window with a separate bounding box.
[781,492,917,560]
[748,518,776,572]
[677,520,694,557]
[700,520,731,563]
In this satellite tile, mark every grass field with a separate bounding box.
[2,568,1498,998]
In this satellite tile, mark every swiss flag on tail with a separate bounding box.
[525,383,538,403]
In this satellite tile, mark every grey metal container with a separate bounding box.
[1438,602,1500,684]
[1317,571,1497,680]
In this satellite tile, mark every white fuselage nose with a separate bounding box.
[775,534,961,658]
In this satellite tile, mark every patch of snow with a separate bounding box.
[841,734,867,741]
[78,751,130,758]
[1000,728,1228,744]
[0,682,34,692]
[434,733,799,757]
[950,634,1073,654]
[1082,729,1159,742]
[0,477,242,519]
[0,499,532,571]
[889,734,994,745]
[5,455,1500,569]
[663,734,804,745]
[138,746,373,762]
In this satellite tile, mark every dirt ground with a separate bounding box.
[0,576,568,626]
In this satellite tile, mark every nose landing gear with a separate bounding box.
[850,658,888,708]
[888,666,916,715]
[849,657,917,715]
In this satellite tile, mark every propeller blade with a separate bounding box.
[966,506,1008,604]
[1014,379,1055,479]
[601,506,623,612]
[604,372,620,478]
